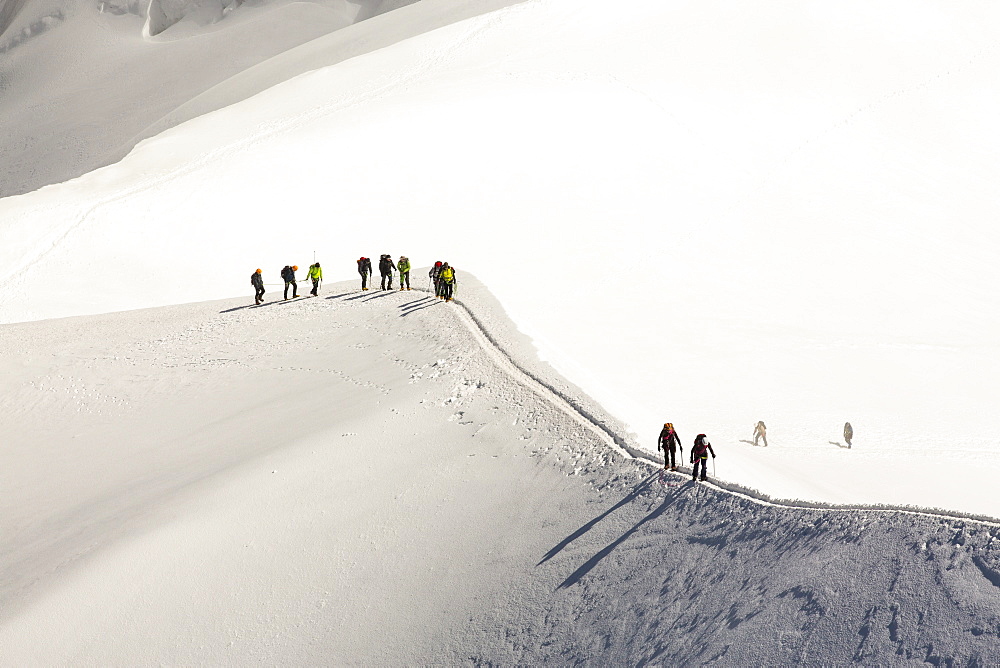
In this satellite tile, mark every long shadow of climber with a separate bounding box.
[555,479,688,589]
[400,302,439,317]
[362,291,396,301]
[538,473,659,568]
[220,301,280,314]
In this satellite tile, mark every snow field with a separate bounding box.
[0,277,622,663]
[3,0,1000,660]
[2,277,999,663]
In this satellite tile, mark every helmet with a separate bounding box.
[664,422,672,430]
[292,265,298,271]
[359,257,364,261]
[435,261,442,266]
[256,268,262,274]
[315,262,320,267]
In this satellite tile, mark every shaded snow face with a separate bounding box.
[0,0,31,39]
[0,0,424,197]
[0,1,63,49]
[147,0,251,36]
[144,0,419,36]
[99,1,145,16]
[0,0,419,40]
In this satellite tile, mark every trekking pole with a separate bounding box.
[712,457,716,477]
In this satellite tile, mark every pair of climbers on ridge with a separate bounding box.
[748,420,853,447]
[657,424,716,482]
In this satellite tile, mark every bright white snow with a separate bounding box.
[3,0,1000,661]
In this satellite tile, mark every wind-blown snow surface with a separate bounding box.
[3,278,1000,664]
[3,0,1000,519]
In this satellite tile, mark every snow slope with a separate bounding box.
[0,0,473,197]
[3,0,1000,519]
[2,279,999,664]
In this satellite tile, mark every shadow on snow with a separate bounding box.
[555,477,695,590]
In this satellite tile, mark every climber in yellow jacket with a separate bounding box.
[438,263,456,301]
[307,263,323,296]
[398,256,411,291]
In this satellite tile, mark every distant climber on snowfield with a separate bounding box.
[398,256,411,291]
[379,254,397,290]
[281,265,299,300]
[251,268,265,305]
[357,257,372,290]
[690,433,716,482]
[438,262,456,301]
[658,422,682,471]
[844,422,853,447]
[430,261,443,296]
[753,421,768,447]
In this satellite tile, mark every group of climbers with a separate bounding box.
[355,255,454,297]
[658,419,853,483]
[248,262,322,304]
[657,423,716,482]
[249,257,458,305]
[357,256,458,300]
